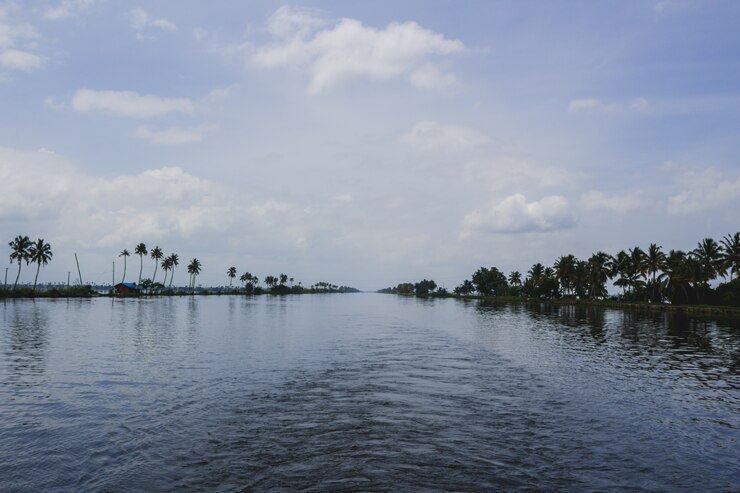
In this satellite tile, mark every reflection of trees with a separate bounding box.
[4,301,49,390]
[470,299,739,375]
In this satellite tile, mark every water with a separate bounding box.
[1,295,738,492]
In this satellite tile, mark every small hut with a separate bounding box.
[114,282,139,295]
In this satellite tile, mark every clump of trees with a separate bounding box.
[378,279,441,296]
[451,233,740,306]
[6,235,53,292]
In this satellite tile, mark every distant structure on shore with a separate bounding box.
[114,283,139,295]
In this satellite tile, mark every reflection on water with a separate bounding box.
[1,295,738,492]
[2,301,50,394]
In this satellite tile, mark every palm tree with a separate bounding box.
[167,253,179,288]
[527,263,545,289]
[150,246,164,283]
[587,251,612,299]
[227,266,237,287]
[161,257,173,287]
[135,243,147,285]
[119,249,131,284]
[629,247,647,283]
[572,260,589,297]
[8,235,32,290]
[720,232,740,280]
[643,243,667,302]
[187,258,202,292]
[644,243,667,284]
[29,238,53,291]
[508,271,522,286]
[609,250,631,295]
[693,237,725,281]
[554,254,576,296]
[279,273,288,285]
[663,250,692,304]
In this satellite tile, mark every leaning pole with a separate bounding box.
[75,253,83,286]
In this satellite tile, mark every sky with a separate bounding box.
[1,0,739,290]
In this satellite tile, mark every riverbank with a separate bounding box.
[430,292,740,318]
[0,286,361,299]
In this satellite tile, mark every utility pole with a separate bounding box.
[3,267,7,291]
[112,261,115,290]
[67,272,70,298]
[74,253,83,286]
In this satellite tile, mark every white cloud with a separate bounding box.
[127,7,176,40]
[399,121,489,154]
[462,194,574,236]
[250,6,465,94]
[71,89,195,118]
[0,10,43,71]
[0,146,236,248]
[580,190,649,213]
[266,5,326,38]
[408,63,458,88]
[663,163,740,214]
[44,0,100,21]
[133,123,218,145]
[205,84,239,102]
[568,97,648,113]
[0,48,42,71]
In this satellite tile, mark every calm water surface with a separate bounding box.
[1,294,738,492]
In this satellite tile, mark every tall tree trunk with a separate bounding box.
[153,263,158,284]
[121,258,127,284]
[139,255,143,285]
[13,262,22,290]
[33,262,41,291]
[169,269,174,288]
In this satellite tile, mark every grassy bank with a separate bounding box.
[0,286,96,298]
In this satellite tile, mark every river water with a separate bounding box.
[0,294,738,492]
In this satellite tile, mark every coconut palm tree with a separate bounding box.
[720,232,740,280]
[587,251,612,299]
[527,263,545,289]
[135,243,147,285]
[609,250,631,295]
[161,256,172,287]
[29,238,53,291]
[692,237,725,281]
[119,249,131,284]
[554,254,576,296]
[150,246,163,283]
[227,266,237,287]
[187,258,202,292]
[508,271,522,286]
[279,273,288,286]
[644,243,667,284]
[167,253,179,288]
[8,235,32,290]
[663,250,693,304]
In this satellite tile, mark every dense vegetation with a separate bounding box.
[381,233,740,307]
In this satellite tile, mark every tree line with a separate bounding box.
[381,233,740,307]
[5,236,358,296]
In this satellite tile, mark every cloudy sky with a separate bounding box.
[1,0,739,289]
